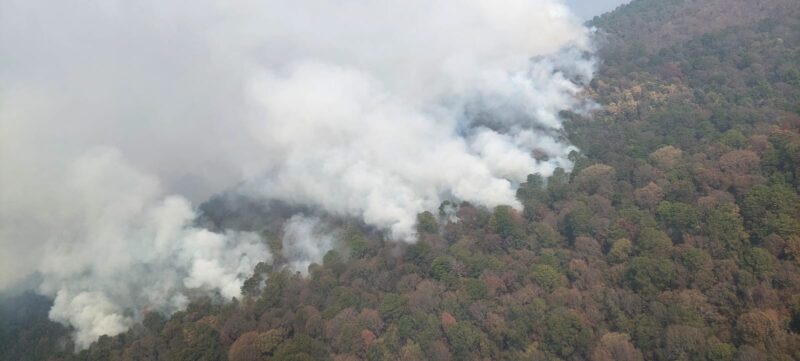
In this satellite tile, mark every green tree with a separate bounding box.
[707,342,736,361]
[416,211,439,234]
[463,278,488,300]
[271,334,327,361]
[656,201,700,237]
[347,231,375,259]
[705,205,748,258]
[405,242,433,270]
[164,324,225,361]
[547,167,570,202]
[490,205,523,243]
[531,264,563,292]
[743,247,775,280]
[719,129,747,149]
[430,256,456,285]
[677,246,711,273]
[379,294,408,322]
[530,222,563,249]
[625,256,676,295]
[608,238,633,264]
[564,206,593,240]
[323,287,361,318]
[445,322,491,359]
[740,183,800,240]
[635,227,673,258]
[542,308,593,358]
[241,261,272,296]
[517,174,546,202]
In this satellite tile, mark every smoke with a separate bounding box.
[15,148,270,349]
[281,215,338,275]
[240,1,595,240]
[0,0,594,348]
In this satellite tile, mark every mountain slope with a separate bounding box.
[2,0,800,360]
[592,0,799,51]
[569,0,800,167]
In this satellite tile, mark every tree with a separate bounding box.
[786,235,800,265]
[416,211,439,234]
[228,332,263,361]
[547,167,570,201]
[271,334,327,361]
[463,278,488,300]
[489,206,524,244]
[608,238,633,264]
[399,341,426,361]
[650,145,683,170]
[347,231,376,259]
[705,205,748,258]
[256,329,287,356]
[743,247,775,280]
[531,264,563,292]
[430,256,456,285]
[656,201,700,238]
[542,308,593,359]
[324,287,360,318]
[663,325,707,361]
[590,332,644,361]
[634,182,664,209]
[164,323,225,361]
[574,236,603,260]
[575,164,617,196]
[677,246,711,274]
[441,311,457,330]
[517,174,547,202]
[564,206,594,240]
[405,242,433,270]
[736,309,786,350]
[530,222,563,248]
[445,322,490,360]
[631,314,661,355]
[635,227,673,258]
[740,183,800,240]
[625,256,676,295]
[718,149,761,191]
[706,342,736,361]
[718,129,747,149]
[379,294,408,322]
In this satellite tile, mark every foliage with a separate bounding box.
[3,1,800,360]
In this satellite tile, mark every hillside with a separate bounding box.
[2,0,800,360]
[572,0,800,166]
[591,0,799,50]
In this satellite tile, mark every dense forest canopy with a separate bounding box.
[2,0,800,360]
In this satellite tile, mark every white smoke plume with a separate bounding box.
[241,1,595,239]
[29,148,269,349]
[281,215,338,275]
[0,0,594,348]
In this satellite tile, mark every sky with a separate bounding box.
[565,0,631,20]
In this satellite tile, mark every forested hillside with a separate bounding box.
[2,0,800,360]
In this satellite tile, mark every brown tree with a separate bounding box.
[650,145,683,170]
[590,332,644,361]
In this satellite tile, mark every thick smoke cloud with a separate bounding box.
[0,0,594,348]
[23,148,269,348]
[240,0,595,239]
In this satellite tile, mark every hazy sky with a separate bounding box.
[565,0,631,19]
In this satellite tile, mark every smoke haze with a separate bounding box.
[281,215,338,276]
[0,0,594,348]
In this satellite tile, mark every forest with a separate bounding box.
[2,0,800,360]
